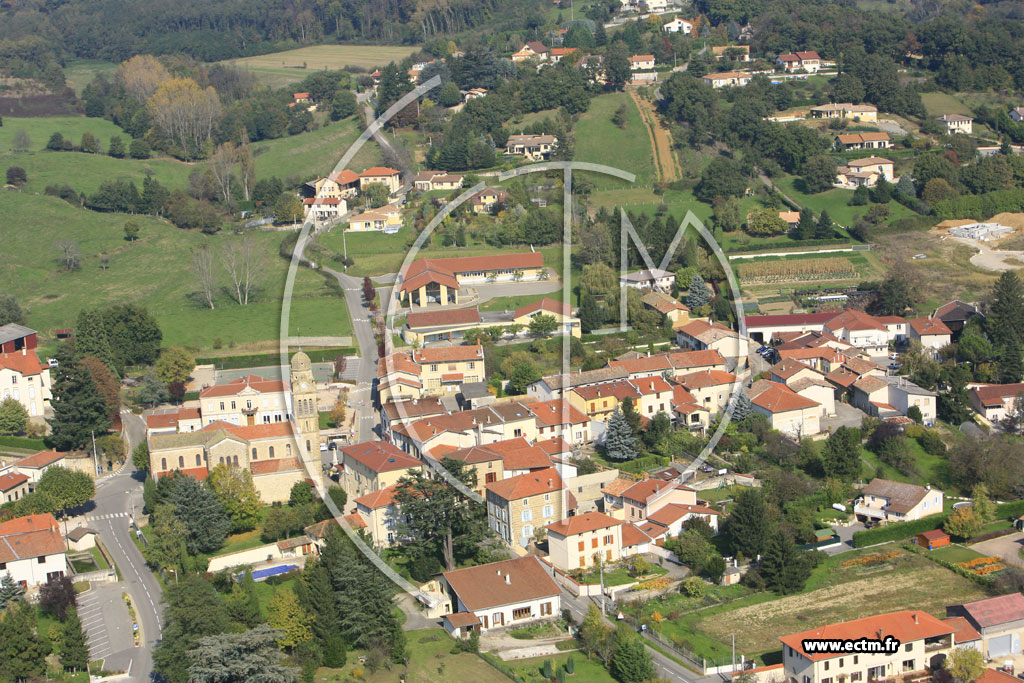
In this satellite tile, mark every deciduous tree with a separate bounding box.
[155,347,194,386]
[207,464,264,532]
[0,397,28,435]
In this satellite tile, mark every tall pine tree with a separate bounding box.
[687,274,710,309]
[988,272,1024,349]
[759,529,812,594]
[61,608,89,672]
[815,210,834,239]
[74,308,117,372]
[796,207,815,240]
[45,358,111,451]
[579,293,603,333]
[727,488,770,559]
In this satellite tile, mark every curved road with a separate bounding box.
[88,411,163,680]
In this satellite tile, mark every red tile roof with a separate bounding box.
[528,399,589,427]
[908,317,952,337]
[0,349,46,375]
[249,457,302,475]
[406,307,481,328]
[976,671,1020,683]
[344,513,368,529]
[440,444,504,465]
[941,617,980,644]
[444,612,481,628]
[918,529,948,541]
[678,369,737,389]
[443,556,559,611]
[381,397,446,421]
[487,439,553,471]
[146,408,201,430]
[378,353,421,377]
[515,298,572,319]
[957,593,1024,628]
[0,513,64,563]
[749,382,819,413]
[745,312,837,328]
[486,467,562,500]
[201,421,295,441]
[328,170,360,185]
[412,345,484,364]
[340,441,423,474]
[770,359,816,380]
[0,472,28,491]
[546,511,622,537]
[14,450,65,469]
[399,253,544,293]
[354,484,401,510]
[621,478,676,504]
[359,166,400,177]
[621,523,653,547]
[200,375,285,398]
[647,503,719,526]
[780,611,953,661]
[972,383,1024,407]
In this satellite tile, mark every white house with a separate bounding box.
[440,556,560,634]
[854,479,944,524]
[662,18,692,33]
[620,268,674,291]
[8,450,66,490]
[907,317,952,351]
[0,513,67,588]
[938,114,973,135]
[0,324,52,422]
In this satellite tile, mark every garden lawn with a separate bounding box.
[645,547,987,661]
[928,545,986,564]
[574,92,655,189]
[774,174,919,227]
[579,564,668,587]
[507,653,614,683]
[250,116,381,184]
[920,92,974,118]
[314,629,500,682]
[0,191,348,353]
[216,528,268,556]
[859,438,949,489]
[219,45,420,88]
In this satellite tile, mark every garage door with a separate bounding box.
[988,634,1013,657]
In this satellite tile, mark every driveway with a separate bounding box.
[824,521,866,556]
[77,582,135,668]
[822,402,868,433]
[969,531,1024,569]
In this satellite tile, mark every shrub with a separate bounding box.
[852,514,949,547]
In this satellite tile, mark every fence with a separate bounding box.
[618,611,709,673]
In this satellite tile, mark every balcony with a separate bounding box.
[924,636,951,653]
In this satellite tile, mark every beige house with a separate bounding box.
[546,511,623,572]
[780,610,956,683]
[0,345,51,422]
[847,157,895,181]
[676,319,749,360]
[939,114,973,135]
[379,396,447,441]
[852,375,937,424]
[809,103,878,122]
[776,50,820,72]
[969,382,1024,422]
[413,171,464,192]
[769,359,823,386]
[618,478,697,524]
[628,54,655,70]
[854,478,944,524]
[513,298,580,338]
[711,45,750,61]
[351,484,406,548]
[702,71,753,88]
[199,375,289,427]
[907,316,952,351]
[307,170,360,199]
[608,349,726,380]
[358,167,401,195]
[434,444,505,496]
[337,440,424,501]
[377,352,424,403]
[748,380,821,437]
[569,379,641,423]
[414,345,485,393]
[677,369,738,415]
[528,399,591,445]
[836,132,891,150]
[347,204,402,232]
[486,467,569,549]
[0,471,29,503]
[391,402,540,458]
[642,291,691,325]
[303,196,346,221]
[511,42,549,63]
[7,450,65,490]
[505,134,557,160]
[470,187,508,214]
[440,556,560,634]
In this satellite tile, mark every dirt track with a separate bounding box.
[630,90,680,183]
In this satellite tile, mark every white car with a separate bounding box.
[47,358,59,368]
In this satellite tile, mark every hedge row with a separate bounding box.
[725,238,851,254]
[0,436,46,450]
[194,348,356,369]
[852,514,949,547]
[996,499,1024,519]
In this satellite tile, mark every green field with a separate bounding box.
[63,59,119,95]
[574,92,655,190]
[507,652,613,683]
[920,92,974,118]
[0,191,350,352]
[221,45,420,88]
[251,116,381,184]
[928,544,986,564]
[858,437,949,489]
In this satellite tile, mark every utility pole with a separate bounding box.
[343,228,348,271]
[600,559,606,616]
[91,430,100,476]
[732,633,736,677]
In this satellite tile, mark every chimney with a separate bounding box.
[877,628,884,639]
[548,478,552,488]
[21,347,25,356]
[504,573,511,585]
[913,613,918,624]
[413,398,418,405]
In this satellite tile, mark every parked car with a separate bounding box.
[889,361,902,370]
[47,358,59,368]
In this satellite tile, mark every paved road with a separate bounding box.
[970,531,1024,569]
[322,267,380,444]
[85,411,163,680]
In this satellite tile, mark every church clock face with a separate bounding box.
[301,382,308,389]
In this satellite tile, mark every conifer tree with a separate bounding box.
[604,407,638,461]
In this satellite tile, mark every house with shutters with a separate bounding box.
[748,380,822,437]
[0,324,51,423]
[780,610,957,683]
[358,167,401,195]
[511,42,549,63]
[938,114,973,135]
[0,513,68,588]
[486,468,569,548]
[546,511,623,572]
[776,50,821,72]
[505,134,558,160]
[836,132,891,151]
[336,440,424,502]
[969,383,1024,423]
[440,556,560,635]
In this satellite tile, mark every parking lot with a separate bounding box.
[77,582,135,668]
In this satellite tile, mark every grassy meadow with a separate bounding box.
[220,45,420,88]
[0,191,350,352]
[574,91,655,190]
